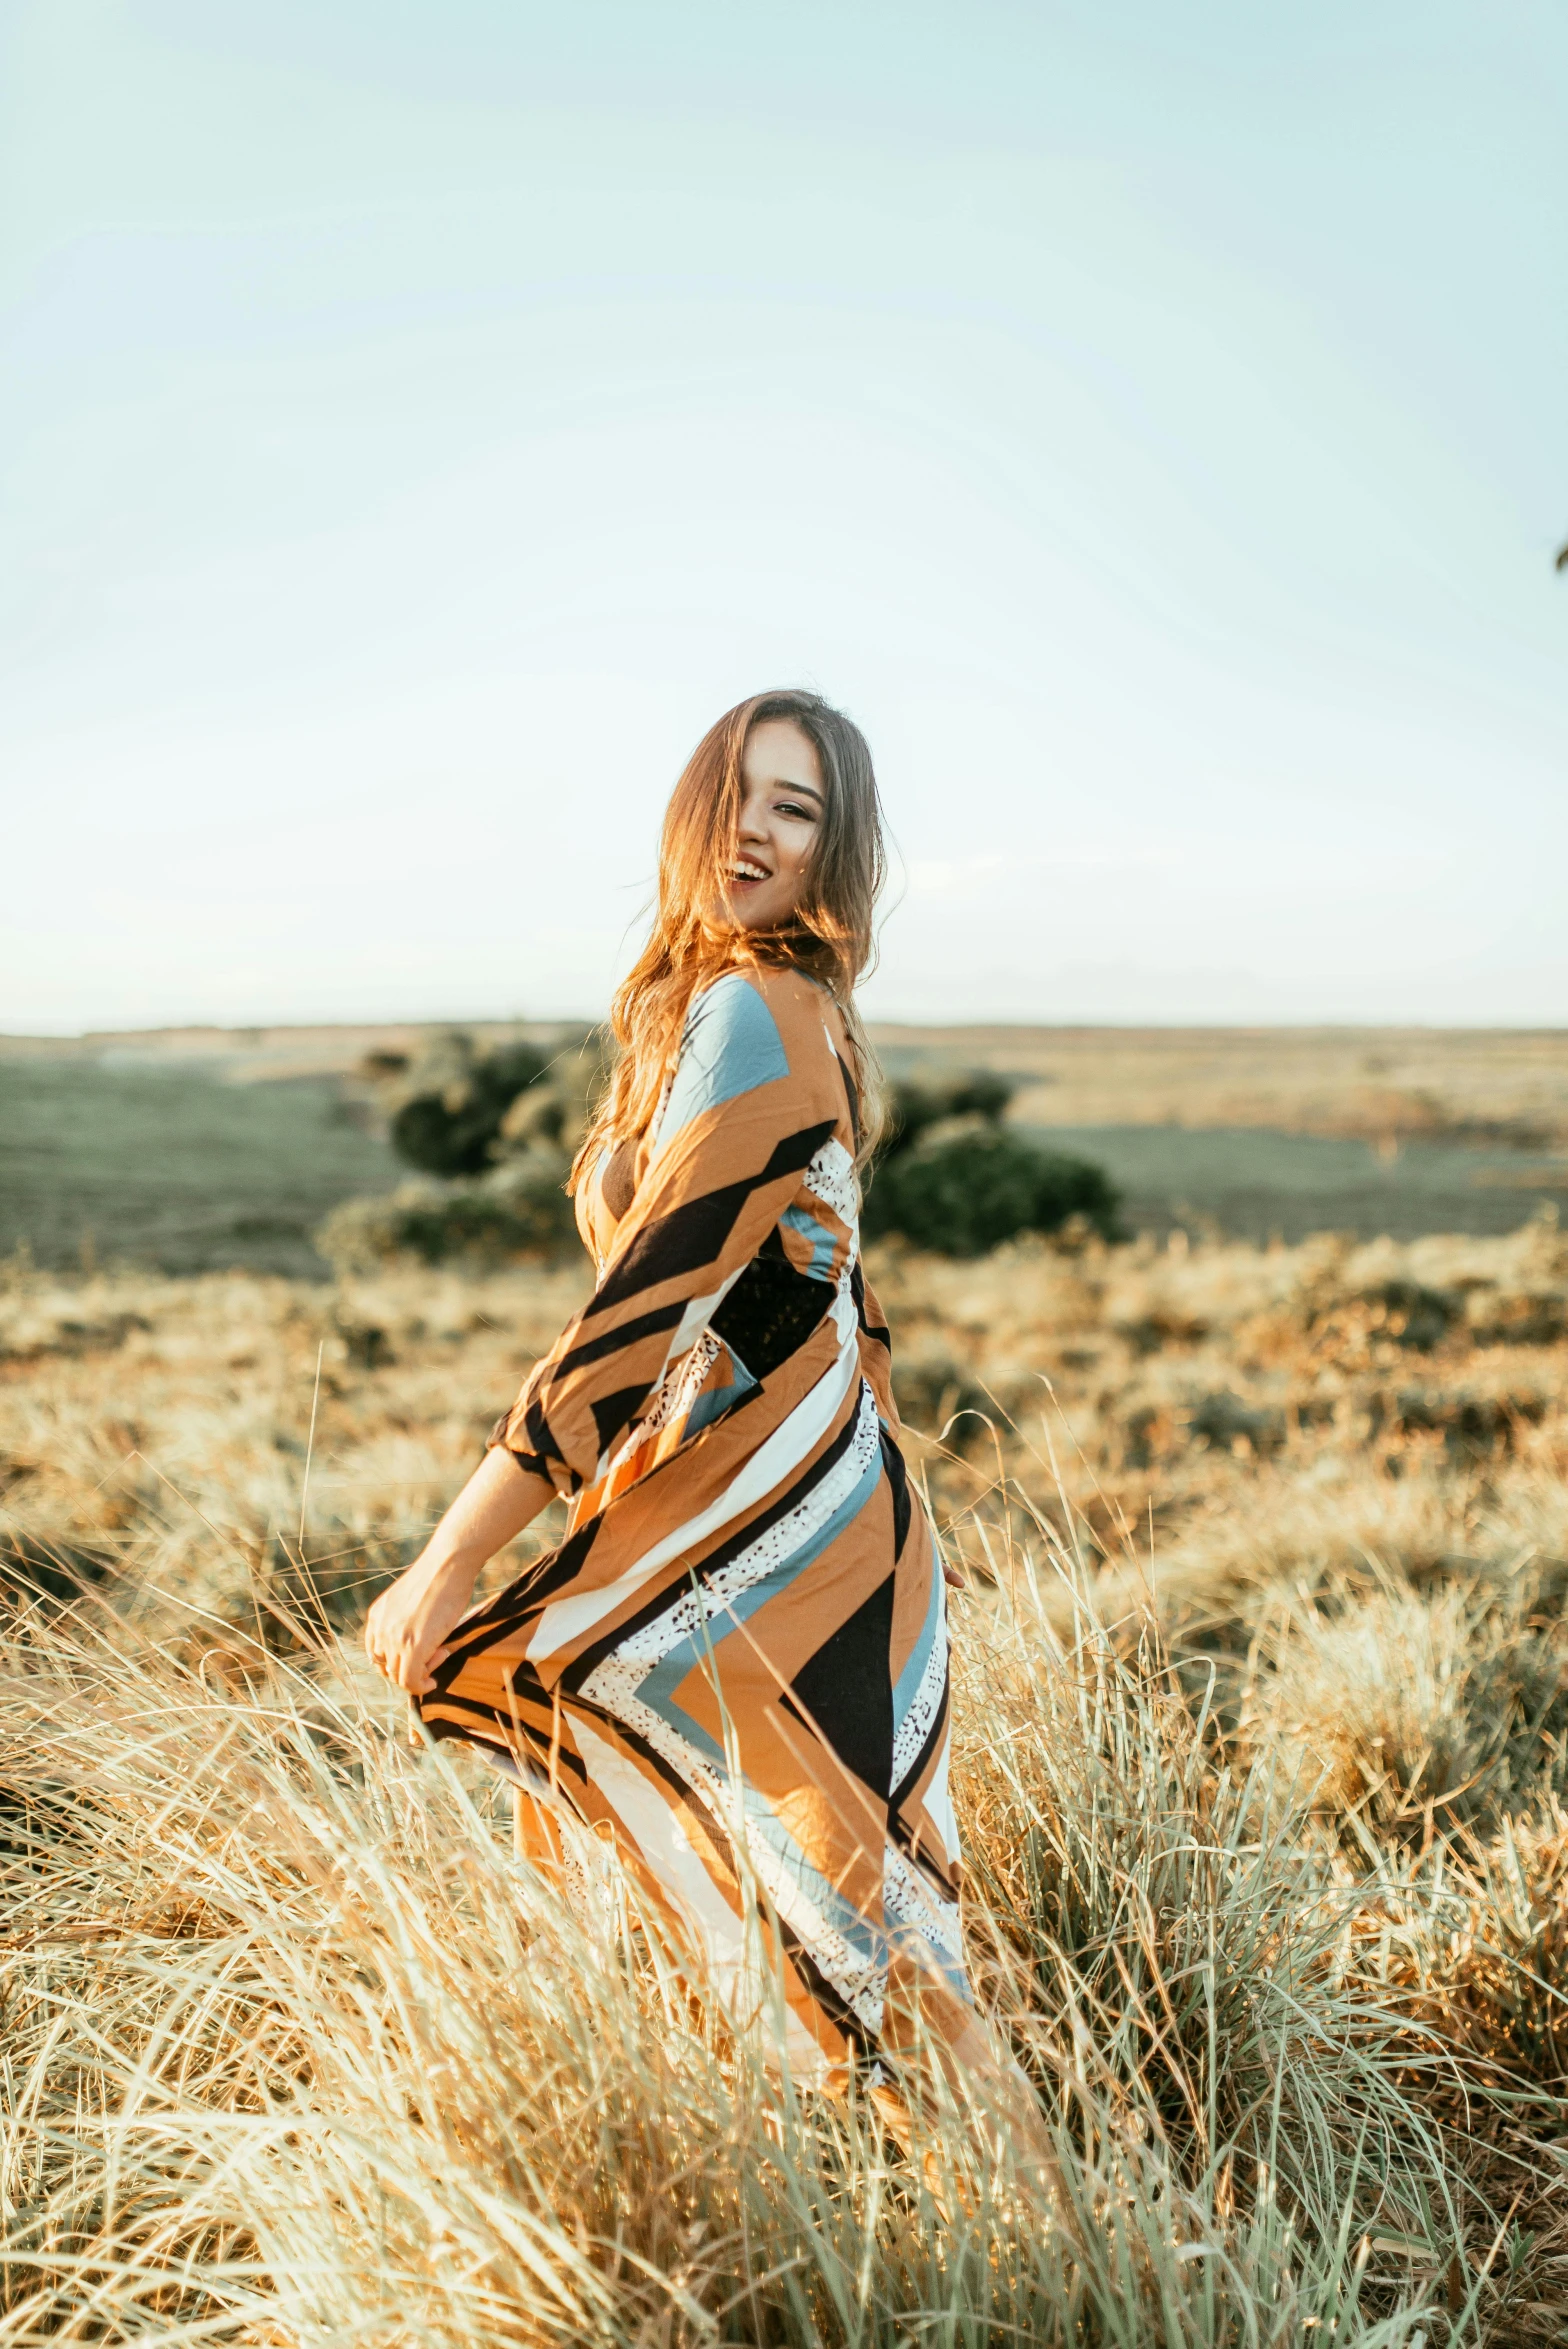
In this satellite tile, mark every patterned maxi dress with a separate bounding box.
[415,963,971,2087]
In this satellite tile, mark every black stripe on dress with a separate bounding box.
[583,1121,837,1316]
[879,1426,912,1560]
[555,1298,687,1379]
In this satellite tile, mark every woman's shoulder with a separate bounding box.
[708,961,849,1056]
[677,960,845,1095]
[688,957,829,1023]
[651,962,841,1155]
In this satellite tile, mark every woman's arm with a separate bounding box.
[367,969,844,1694]
[364,1445,554,1694]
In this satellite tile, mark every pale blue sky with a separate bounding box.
[4,0,1565,1032]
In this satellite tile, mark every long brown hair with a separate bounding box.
[572,688,888,1185]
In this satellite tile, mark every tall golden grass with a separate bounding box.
[4,1215,1568,2342]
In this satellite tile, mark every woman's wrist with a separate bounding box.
[409,1449,554,1592]
[414,1539,487,1588]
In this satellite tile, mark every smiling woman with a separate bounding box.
[361,688,1059,2187]
[575,689,891,1182]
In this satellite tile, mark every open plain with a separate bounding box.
[6,1021,1568,1275]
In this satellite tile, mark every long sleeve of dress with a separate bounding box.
[491,968,853,1499]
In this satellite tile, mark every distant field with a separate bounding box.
[1027,1121,1568,1244]
[3,1023,1567,1274]
[876,1019,1568,1147]
[0,1060,398,1278]
[12,1016,1568,1146]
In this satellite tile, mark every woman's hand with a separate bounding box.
[364,1445,553,1695]
[364,1550,481,1694]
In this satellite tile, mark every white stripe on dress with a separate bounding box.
[570,1715,837,2082]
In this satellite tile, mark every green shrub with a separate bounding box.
[883,1068,1016,1154]
[389,1042,552,1178]
[315,1159,578,1274]
[864,1128,1121,1256]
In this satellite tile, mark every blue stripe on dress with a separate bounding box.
[780,1203,839,1280]
[635,1443,883,1749]
[891,1555,944,1739]
[748,1806,889,1972]
[653,974,791,1153]
[681,1360,759,1438]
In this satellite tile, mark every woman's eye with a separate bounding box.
[776,799,816,821]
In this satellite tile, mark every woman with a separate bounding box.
[365,689,1038,2146]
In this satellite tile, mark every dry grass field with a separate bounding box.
[5,1206,1568,2343]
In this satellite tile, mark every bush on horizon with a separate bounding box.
[865,1070,1121,1255]
[316,1160,578,1275]
[865,1126,1122,1255]
[389,1040,555,1177]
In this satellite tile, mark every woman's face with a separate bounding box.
[723,718,825,932]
